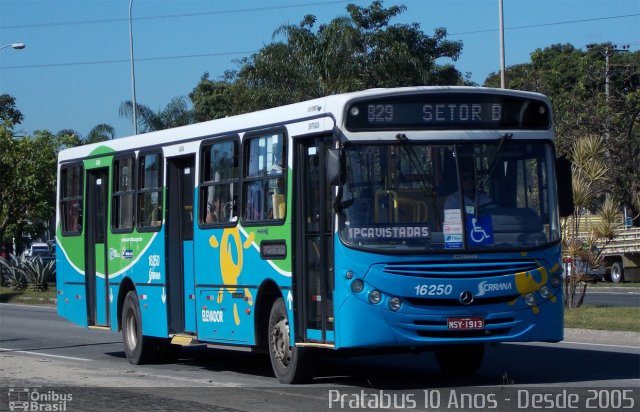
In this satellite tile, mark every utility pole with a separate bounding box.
[585,43,630,155]
[586,43,630,101]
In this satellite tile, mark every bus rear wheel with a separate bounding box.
[435,344,485,376]
[122,291,158,365]
[268,297,310,384]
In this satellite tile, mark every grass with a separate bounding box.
[0,284,56,304]
[564,305,640,332]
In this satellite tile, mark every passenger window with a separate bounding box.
[137,153,163,230]
[200,139,239,225]
[60,165,83,235]
[243,133,286,223]
[112,156,135,231]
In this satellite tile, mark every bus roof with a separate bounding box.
[58,86,551,163]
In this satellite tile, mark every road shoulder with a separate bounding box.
[564,327,640,347]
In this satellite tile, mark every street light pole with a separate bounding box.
[129,0,138,136]
[498,0,506,88]
[0,42,26,52]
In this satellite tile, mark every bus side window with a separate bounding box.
[137,152,163,231]
[200,138,239,225]
[64,202,82,232]
[112,156,135,231]
[242,132,286,224]
[60,165,84,235]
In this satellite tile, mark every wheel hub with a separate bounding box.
[271,317,291,366]
[125,308,138,348]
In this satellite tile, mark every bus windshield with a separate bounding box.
[338,140,560,252]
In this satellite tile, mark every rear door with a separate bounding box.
[85,168,109,327]
[166,155,196,334]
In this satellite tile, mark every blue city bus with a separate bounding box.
[56,87,573,383]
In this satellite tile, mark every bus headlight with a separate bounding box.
[539,286,552,299]
[351,279,364,293]
[388,297,402,311]
[368,290,382,304]
[524,293,536,306]
[550,275,562,288]
[345,270,354,279]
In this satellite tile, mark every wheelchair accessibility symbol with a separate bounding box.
[467,215,493,245]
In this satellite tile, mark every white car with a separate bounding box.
[25,242,55,264]
[563,257,604,282]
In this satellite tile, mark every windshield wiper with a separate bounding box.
[395,133,433,196]
[483,132,513,189]
[469,132,512,218]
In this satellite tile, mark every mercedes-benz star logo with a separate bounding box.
[459,291,474,305]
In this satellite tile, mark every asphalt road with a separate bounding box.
[0,303,638,412]
[583,287,640,307]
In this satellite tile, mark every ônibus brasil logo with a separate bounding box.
[8,388,72,412]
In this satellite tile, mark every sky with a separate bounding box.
[1,0,639,139]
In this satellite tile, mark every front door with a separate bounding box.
[295,136,334,344]
[85,168,109,327]
[166,156,196,334]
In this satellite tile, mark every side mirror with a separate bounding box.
[326,148,344,186]
[556,156,574,217]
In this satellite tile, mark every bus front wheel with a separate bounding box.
[268,297,310,384]
[435,344,485,376]
[122,291,158,365]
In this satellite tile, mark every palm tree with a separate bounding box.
[119,97,194,133]
[562,135,617,308]
[56,129,83,150]
[85,124,115,144]
[56,124,114,147]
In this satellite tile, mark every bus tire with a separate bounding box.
[268,297,310,384]
[121,291,158,365]
[435,344,484,376]
[610,262,624,283]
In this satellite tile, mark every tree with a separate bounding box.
[85,123,115,144]
[0,95,24,248]
[484,43,640,223]
[600,48,640,224]
[119,96,194,133]
[1,94,117,252]
[0,127,58,249]
[0,95,67,250]
[56,129,83,150]
[55,124,115,148]
[0,94,24,126]
[562,135,617,308]
[190,71,251,121]
[191,1,467,120]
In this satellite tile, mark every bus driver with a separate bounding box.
[444,168,492,211]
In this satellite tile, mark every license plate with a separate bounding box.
[447,317,484,330]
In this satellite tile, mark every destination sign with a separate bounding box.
[260,240,287,260]
[346,225,430,242]
[345,93,550,131]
